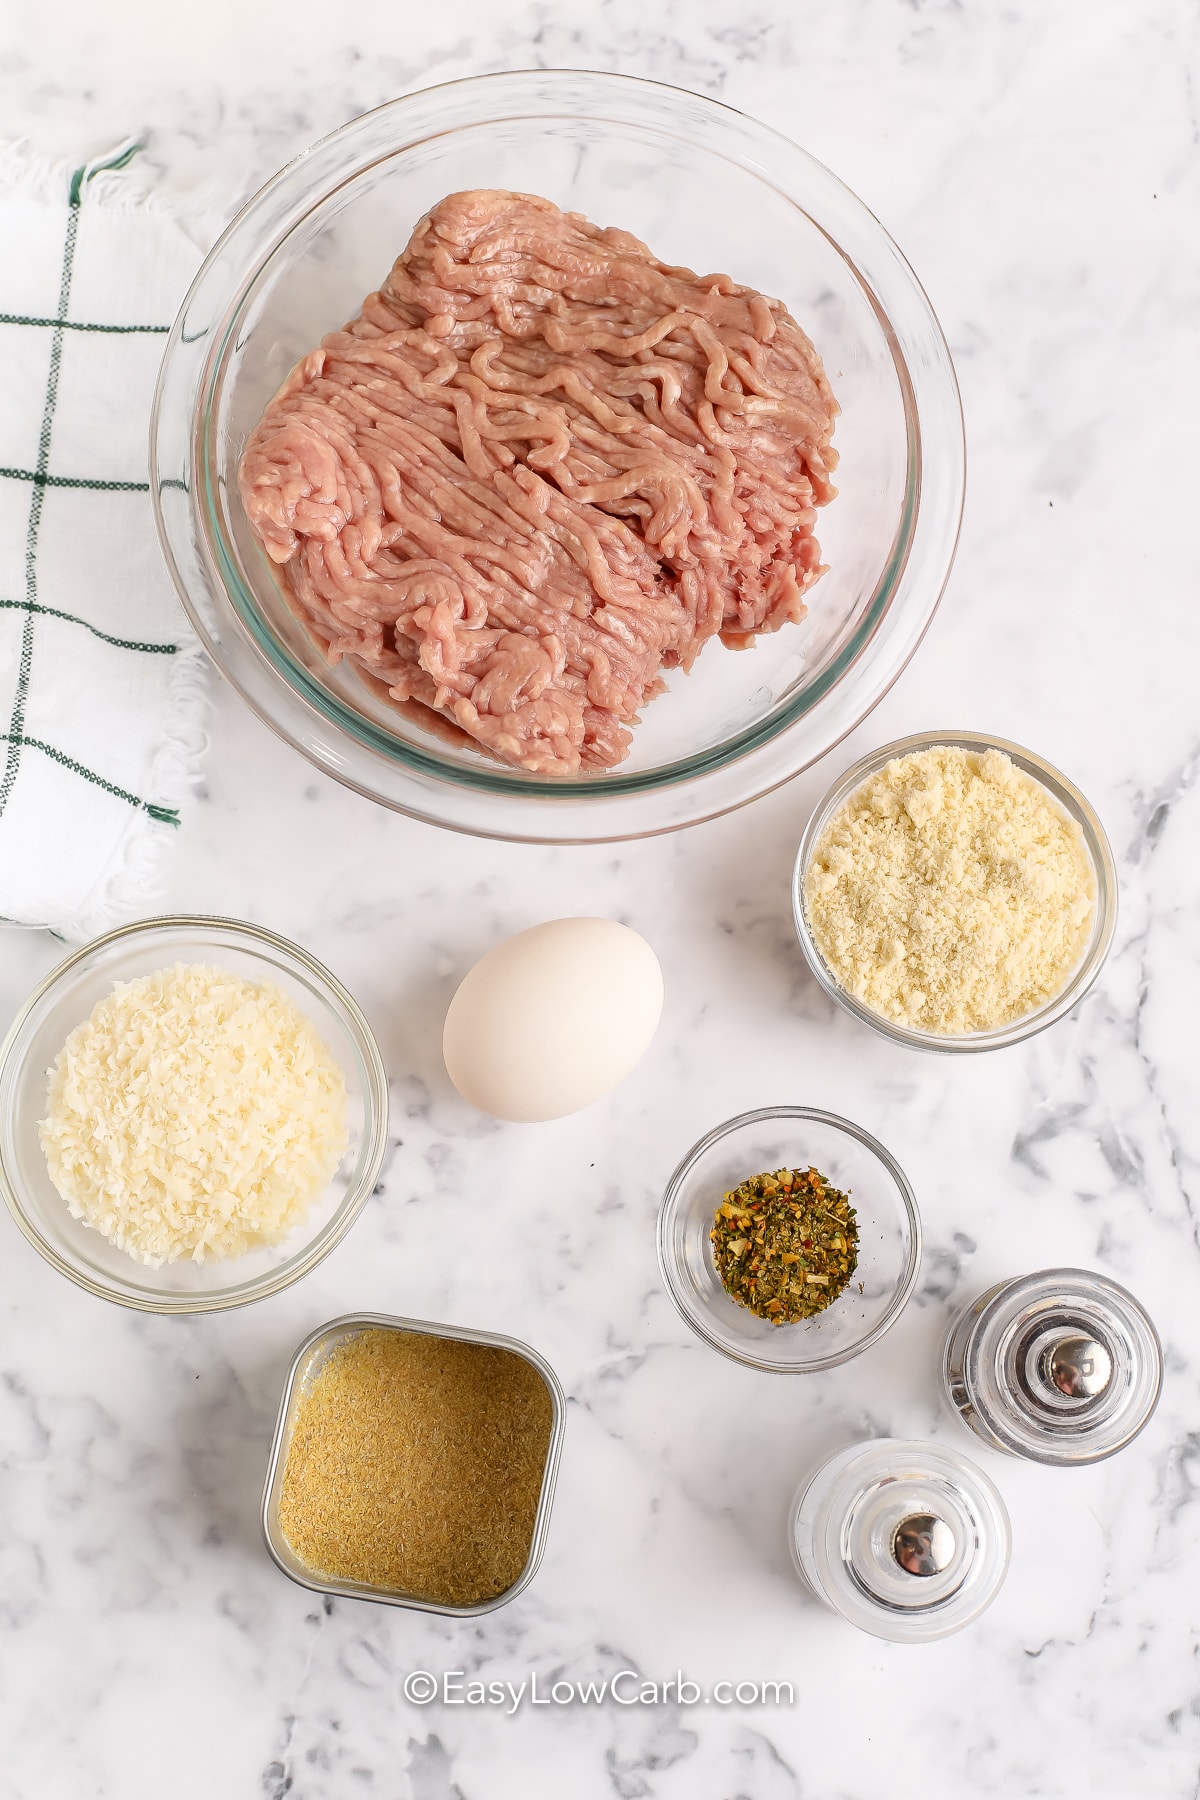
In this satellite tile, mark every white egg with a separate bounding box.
[442,918,664,1122]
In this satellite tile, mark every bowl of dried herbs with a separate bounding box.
[657,1106,921,1372]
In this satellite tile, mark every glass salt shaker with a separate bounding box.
[941,1267,1162,1466]
[789,1437,1011,1643]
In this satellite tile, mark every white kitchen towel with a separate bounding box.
[0,140,211,940]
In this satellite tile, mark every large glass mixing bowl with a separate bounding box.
[152,70,964,842]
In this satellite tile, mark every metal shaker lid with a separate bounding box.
[791,1437,1010,1643]
[943,1268,1162,1466]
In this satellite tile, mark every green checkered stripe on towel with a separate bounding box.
[0,143,180,828]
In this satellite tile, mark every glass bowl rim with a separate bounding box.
[151,67,965,839]
[791,729,1120,1053]
[0,913,390,1315]
[656,1103,922,1373]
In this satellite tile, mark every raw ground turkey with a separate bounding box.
[239,190,838,775]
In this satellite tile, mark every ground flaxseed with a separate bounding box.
[277,1328,554,1607]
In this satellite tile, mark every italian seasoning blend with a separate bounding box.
[711,1166,859,1324]
[278,1328,554,1606]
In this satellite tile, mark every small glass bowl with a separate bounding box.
[656,1106,921,1373]
[0,916,388,1313]
[792,730,1118,1053]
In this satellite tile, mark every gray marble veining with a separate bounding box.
[1,1,1199,1795]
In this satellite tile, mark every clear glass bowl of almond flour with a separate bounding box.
[791,731,1119,1052]
[152,70,964,844]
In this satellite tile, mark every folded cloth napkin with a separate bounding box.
[0,140,210,940]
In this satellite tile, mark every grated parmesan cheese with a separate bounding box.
[39,963,350,1266]
[804,746,1097,1035]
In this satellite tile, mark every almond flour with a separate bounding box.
[804,746,1096,1035]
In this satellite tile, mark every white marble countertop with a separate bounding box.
[3,3,1199,1796]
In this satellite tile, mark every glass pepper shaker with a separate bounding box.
[941,1267,1162,1466]
[789,1437,1010,1643]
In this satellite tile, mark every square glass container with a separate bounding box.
[262,1313,566,1614]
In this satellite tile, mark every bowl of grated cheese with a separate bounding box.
[0,917,388,1312]
[792,731,1118,1052]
